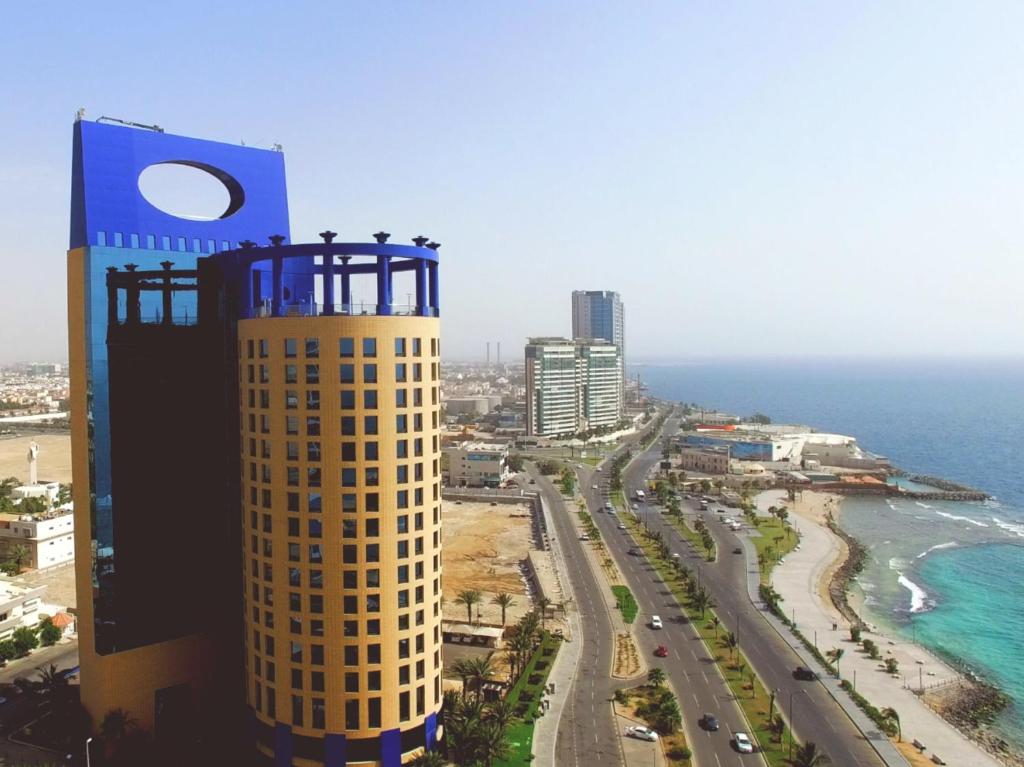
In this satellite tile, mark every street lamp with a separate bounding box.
[85,737,93,767]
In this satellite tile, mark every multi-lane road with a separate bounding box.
[606,413,889,766]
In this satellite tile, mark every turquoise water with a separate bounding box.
[637,358,1024,744]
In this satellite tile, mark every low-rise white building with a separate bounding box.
[443,442,511,488]
[0,579,48,641]
[0,508,75,570]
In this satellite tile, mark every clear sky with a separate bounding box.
[3,2,1023,362]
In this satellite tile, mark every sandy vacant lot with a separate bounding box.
[442,500,534,626]
[0,434,72,485]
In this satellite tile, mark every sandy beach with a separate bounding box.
[762,489,1009,767]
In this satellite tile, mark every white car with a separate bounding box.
[650,615,663,630]
[617,523,627,530]
[625,725,659,742]
[734,731,754,753]
[579,534,590,541]
[592,485,599,490]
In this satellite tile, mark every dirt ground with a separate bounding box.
[442,500,534,626]
[18,562,78,610]
[0,435,72,485]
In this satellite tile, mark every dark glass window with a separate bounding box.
[363,338,377,357]
[305,338,319,358]
[339,337,355,357]
[339,363,355,384]
[363,364,377,384]
[364,416,378,434]
[395,338,406,356]
[284,339,297,358]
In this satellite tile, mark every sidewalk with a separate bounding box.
[531,492,585,767]
[760,510,1003,767]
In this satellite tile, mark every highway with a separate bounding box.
[613,415,889,766]
[528,465,624,767]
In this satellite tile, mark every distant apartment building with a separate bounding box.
[443,442,511,487]
[525,338,623,437]
[0,508,75,570]
[679,447,730,475]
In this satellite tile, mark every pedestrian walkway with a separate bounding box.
[531,492,585,767]
[751,511,1003,767]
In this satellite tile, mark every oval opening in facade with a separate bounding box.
[138,161,245,220]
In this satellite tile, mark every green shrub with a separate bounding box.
[611,586,637,624]
[667,745,692,761]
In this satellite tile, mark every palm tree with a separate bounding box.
[451,658,475,700]
[455,589,483,624]
[100,708,138,758]
[692,588,714,619]
[486,697,516,729]
[492,593,516,627]
[647,667,666,687]
[36,663,70,710]
[536,597,551,630]
[408,750,446,767]
[466,652,496,700]
[826,647,845,677]
[710,615,720,637]
[880,707,901,741]
[722,630,738,660]
[793,741,831,767]
[477,720,510,767]
[7,543,29,571]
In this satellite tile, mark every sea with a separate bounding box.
[636,357,1024,745]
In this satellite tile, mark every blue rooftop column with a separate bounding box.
[124,264,141,325]
[376,256,393,315]
[270,235,286,316]
[415,259,428,317]
[319,231,337,315]
[426,242,441,316]
[340,257,352,313]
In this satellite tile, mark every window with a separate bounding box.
[306,416,320,436]
[285,339,297,358]
[305,364,320,384]
[367,644,381,664]
[365,442,378,460]
[339,363,355,384]
[397,490,409,508]
[307,467,321,487]
[308,492,322,512]
[305,338,319,358]
[396,414,408,433]
[341,416,356,435]
[365,493,379,512]
[290,641,303,663]
[397,440,408,458]
[286,416,299,435]
[366,543,380,562]
[345,672,359,692]
[395,363,407,382]
[343,571,358,589]
[413,338,422,356]
[341,442,356,461]
[365,518,379,537]
[364,390,378,409]
[370,696,382,729]
[366,569,380,588]
[344,646,359,665]
[365,467,379,486]
[395,338,406,356]
[363,364,377,383]
[345,699,359,730]
[307,442,321,461]
[342,493,357,512]
[292,695,303,727]
[285,365,298,384]
[396,389,407,407]
[312,698,325,729]
[397,465,408,484]
[363,338,377,357]
[368,670,381,690]
[364,416,378,434]
[400,691,410,722]
[339,337,355,357]
[312,672,325,692]
[306,390,320,410]
[340,390,356,410]
[292,668,303,690]
[398,638,410,659]
[286,390,299,409]
[342,468,357,487]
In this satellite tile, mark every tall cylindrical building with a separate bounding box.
[227,238,443,766]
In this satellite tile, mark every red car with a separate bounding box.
[654,645,668,658]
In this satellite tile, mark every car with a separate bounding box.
[654,644,668,658]
[716,507,726,513]
[592,484,599,490]
[625,725,659,742]
[628,547,641,556]
[733,732,754,753]
[793,666,817,681]
[631,503,639,510]
[595,467,602,472]
[618,523,627,530]
[650,615,663,630]
[579,534,590,541]
[699,713,719,731]
[528,479,536,484]
[733,546,743,554]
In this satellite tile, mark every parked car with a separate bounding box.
[654,645,668,658]
[733,546,743,554]
[793,666,817,681]
[733,732,754,753]
[592,485,599,490]
[625,725,659,742]
[579,534,590,541]
[617,523,627,530]
[628,547,641,556]
[650,615,663,630]
[699,713,719,731]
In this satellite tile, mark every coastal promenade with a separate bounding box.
[772,495,1003,767]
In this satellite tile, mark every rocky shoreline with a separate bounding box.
[826,515,1020,767]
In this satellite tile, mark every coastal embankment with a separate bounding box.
[767,490,1011,767]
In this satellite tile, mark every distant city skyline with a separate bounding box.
[4,3,1024,363]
